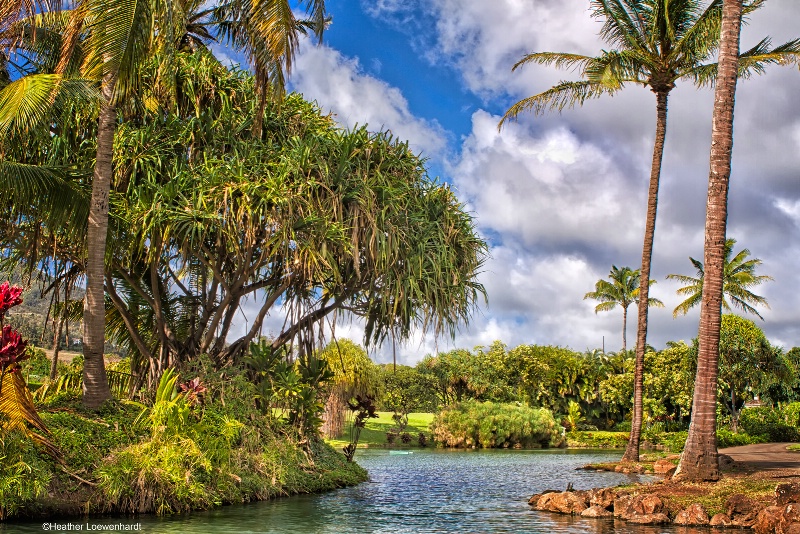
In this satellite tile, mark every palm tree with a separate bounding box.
[1,0,328,408]
[667,238,772,319]
[584,266,664,353]
[675,0,745,483]
[499,0,800,462]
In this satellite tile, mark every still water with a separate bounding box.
[8,449,705,533]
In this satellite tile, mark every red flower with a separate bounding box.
[0,282,23,318]
[0,325,28,371]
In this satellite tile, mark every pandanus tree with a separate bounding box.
[675,0,744,482]
[0,0,329,408]
[667,238,772,319]
[499,0,800,461]
[584,265,663,353]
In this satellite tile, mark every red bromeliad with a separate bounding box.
[0,282,23,317]
[0,325,27,372]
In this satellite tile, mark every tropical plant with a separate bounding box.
[667,238,772,319]
[500,0,800,462]
[0,282,57,456]
[317,340,379,439]
[0,0,330,409]
[584,265,663,353]
[676,0,745,482]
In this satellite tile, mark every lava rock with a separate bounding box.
[674,503,710,526]
[581,505,613,518]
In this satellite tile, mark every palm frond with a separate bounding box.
[499,80,616,127]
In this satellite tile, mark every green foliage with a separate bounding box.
[20,346,49,381]
[0,430,52,519]
[378,365,438,414]
[566,431,630,449]
[739,407,800,443]
[431,401,558,449]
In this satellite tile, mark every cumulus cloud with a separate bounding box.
[290,44,449,158]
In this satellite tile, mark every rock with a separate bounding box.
[663,467,676,479]
[674,503,710,526]
[614,464,624,473]
[710,513,732,527]
[653,459,676,475]
[719,454,736,469]
[627,513,670,525]
[587,487,616,510]
[640,494,664,515]
[726,493,756,518]
[777,484,800,506]
[528,490,558,506]
[754,506,783,534]
[535,491,589,514]
[581,505,613,518]
[613,494,664,520]
[731,510,760,528]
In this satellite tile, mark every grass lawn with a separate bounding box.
[326,412,435,449]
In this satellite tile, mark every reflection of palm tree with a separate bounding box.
[667,238,771,319]
[584,266,663,354]
[500,0,799,462]
[675,0,744,483]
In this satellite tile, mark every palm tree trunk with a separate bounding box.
[622,90,669,463]
[82,73,115,409]
[621,305,628,353]
[675,0,744,483]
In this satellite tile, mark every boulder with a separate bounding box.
[731,511,760,528]
[710,513,732,527]
[587,487,616,510]
[719,454,736,469]
[754,506,783,534]
[613,494,664,520]
[581,505,613,518]
[726,493,756,518]
[528,490,558,507]
[777,484,800,506]
[627,513,670,525]
[653,459,676,475]
[535,491,589,515]
[674,503,710,526]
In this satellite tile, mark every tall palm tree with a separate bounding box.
[667,238,772,319]
[1,0,328,408]
[499,0,800,462]
[675,0,745,483]
[584,265,663,353]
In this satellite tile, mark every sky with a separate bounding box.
[223,0,800,365]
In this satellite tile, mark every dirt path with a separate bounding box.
[720,442,800,473]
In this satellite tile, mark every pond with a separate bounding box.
[7,449,705,533]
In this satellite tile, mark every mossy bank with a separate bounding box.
[1,383,366,520]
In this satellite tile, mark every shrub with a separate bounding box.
[662,431,688,453]
[782,402,800,428]
[0,430,52,520]
[431,401,558,448]
[740,407,800,442]
[614,421,632,432]
[717,428,766,448]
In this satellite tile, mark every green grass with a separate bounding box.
[326,412,435,449]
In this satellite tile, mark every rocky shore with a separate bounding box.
[529,479,800,532]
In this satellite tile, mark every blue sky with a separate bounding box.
[227,0,800,364]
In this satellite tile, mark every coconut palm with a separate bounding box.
[675,0,745,483]
[667,238,772,319]
[500,0,800,462]
[584,266,663,354]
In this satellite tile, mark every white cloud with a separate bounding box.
[290,44,449,158]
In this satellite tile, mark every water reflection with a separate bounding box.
[4,449,719,533]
